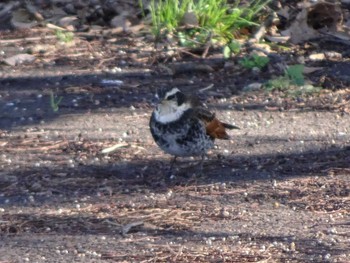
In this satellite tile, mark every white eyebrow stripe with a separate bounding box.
[164,88,180,98]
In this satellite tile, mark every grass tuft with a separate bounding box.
[147,0,272,47]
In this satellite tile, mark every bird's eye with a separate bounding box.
[166,94,175,100]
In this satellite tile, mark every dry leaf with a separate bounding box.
[283,2,343,44]
[282,8,319,44]
[307,2,342,31]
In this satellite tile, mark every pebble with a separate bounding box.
[28,196,35,203]
[220,209,230,218]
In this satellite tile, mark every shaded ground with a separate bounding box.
[0,27,350,263]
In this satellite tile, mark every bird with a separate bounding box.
[149,87,239,175]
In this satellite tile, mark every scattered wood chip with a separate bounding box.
[101,143,129,154]
[198,84,214,93]
[46,23,67,31]
[303,66,323,74]
[265,35,290,43]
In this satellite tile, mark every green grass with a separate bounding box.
[147,0,271,47]
[50,91,63,112]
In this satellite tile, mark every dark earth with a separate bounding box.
[0,9,350,263]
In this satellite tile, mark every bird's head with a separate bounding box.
[153,88,191,123]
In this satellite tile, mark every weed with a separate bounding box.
[50,92,63,112]
[239,54,269,69]
[265,76,290,92]
[265,64,321,96]
[223,40,241,59]
[286,64,304,86]
[55,30,74,43]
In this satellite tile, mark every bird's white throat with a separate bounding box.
[154,102,191,124]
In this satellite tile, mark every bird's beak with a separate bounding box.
[159,100,169,107]
[156,100,166,112]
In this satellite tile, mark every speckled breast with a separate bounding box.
[149,110,214,157]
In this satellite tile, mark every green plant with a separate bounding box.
[148,0,271,46]
[264,64,321,96]
[55,30,74,43]
[265,76,290,92]
[50,91,63,112]
[286,64,304,86]
[239,54,269,69]
[223,40,241,59]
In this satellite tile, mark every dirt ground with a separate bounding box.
[0,26,350,263]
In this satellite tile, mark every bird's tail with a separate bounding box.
[206,119,239,140]
[222,123,240,130]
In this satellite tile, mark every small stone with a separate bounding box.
[181,12,198,26]
[290,242,296,251]
[243,82,262,92]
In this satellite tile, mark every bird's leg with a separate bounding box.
[167,156,177,178]
[197,154,205,175]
